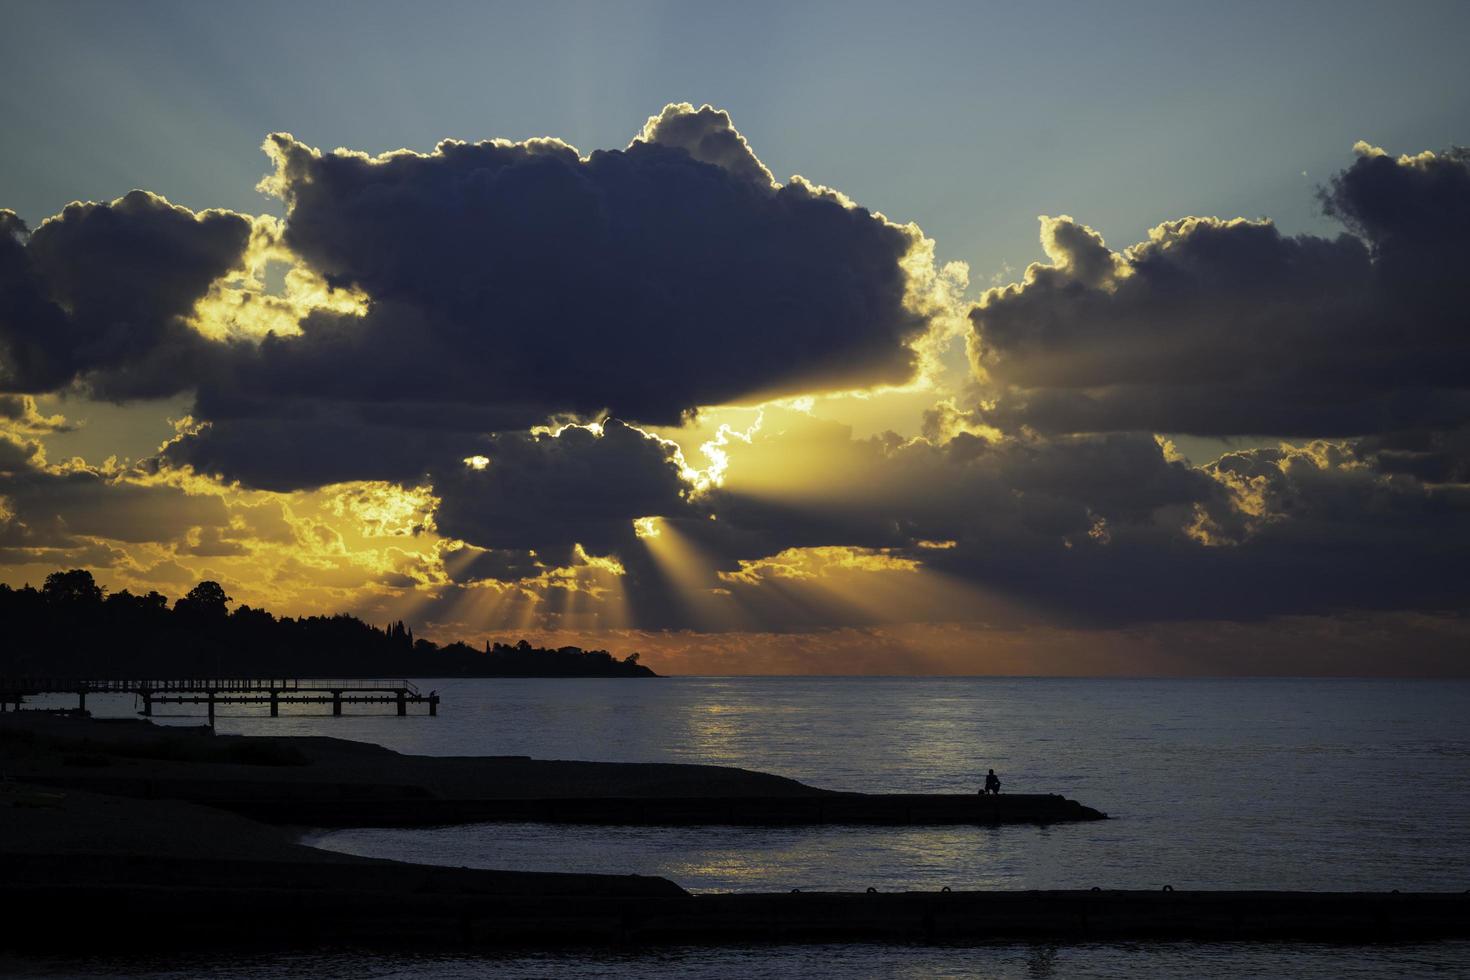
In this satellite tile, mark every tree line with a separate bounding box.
[0,570,657,678]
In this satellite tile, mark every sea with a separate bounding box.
[9,676,1470,978]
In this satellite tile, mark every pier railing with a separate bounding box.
[0,677,420,695]
[0,677,437,719]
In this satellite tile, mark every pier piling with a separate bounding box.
[0,677,439,719]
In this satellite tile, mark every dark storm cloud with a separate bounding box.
[636,103,776,187]
[701,413,1214,563]
[175,525,250,558]
[1172,441,1470,615]
[1321,145,1470,288]
[1352,426,1470,484]
[721,413,1208,543]
[970,146,1470,439]
[153,103,934,491]
[2,425,226,567]
[431,419,694,565]
[0,394,75,433]
[0,430,42,472]
[253,106,923,422]
[0,444,230,565]
[161,407,479,492]
[921,433,1470,624]
[622,409,1467,629]
[441,544,548,585]
[0,538,129,571]
[0,193,250,397]
[7,468,229,544]
[405,399,1469,631]
[2,105,933,493]
[3,117,1466,646]
[483,411,1222,629]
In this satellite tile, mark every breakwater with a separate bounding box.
[3,869,1465,949]
[215,791,1106,826]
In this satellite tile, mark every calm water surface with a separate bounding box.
[10,942,1470,979]
[22,677,1470,977]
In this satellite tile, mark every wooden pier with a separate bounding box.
[0,677,439,721]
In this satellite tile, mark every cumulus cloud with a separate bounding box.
[0,394,76,434]
[161,407,484,491]
[440,543,549,585]
[2,121,1467,655]
[1,461,229,545]
[632,406,1468,628]
[1352,426,1470,484]
[1,106,947,495]
[413,407,1218,628]
[1179,439,1470,612]
[969,146,1470,439]
[136,103,947,491]
[176,524,251,558]
[0,192,251,397]
[432,418,695,563]
[0,430,43,472]
[254,110,922,418]
[1323,143,1470,291]
[380,398,1468,632]
[634,102,776,187]
[907,434,1467,625]
[0,440,232,582]
[704,409,1209,553]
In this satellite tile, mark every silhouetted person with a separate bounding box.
[982,768,1002,795]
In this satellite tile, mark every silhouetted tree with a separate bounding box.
[0,570,658,679]
[175,581,232,618]
[43,569,103,605]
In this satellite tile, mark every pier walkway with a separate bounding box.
[0,677,439,720]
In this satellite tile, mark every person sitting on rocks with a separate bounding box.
[982,768,1002,795]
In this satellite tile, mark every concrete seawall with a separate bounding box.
[213,790,1107,826]
[3,879,1466,949]
[4,711,1106,825]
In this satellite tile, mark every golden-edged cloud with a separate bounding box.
[2,126,1469,671]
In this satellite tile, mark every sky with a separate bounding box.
[2,0,1468,674]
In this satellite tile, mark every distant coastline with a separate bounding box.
[0,569,656,679]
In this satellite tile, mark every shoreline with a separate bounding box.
[0,713,1107,826]
[4,713,1467,950]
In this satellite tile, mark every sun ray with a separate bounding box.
[634,517,745,630]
